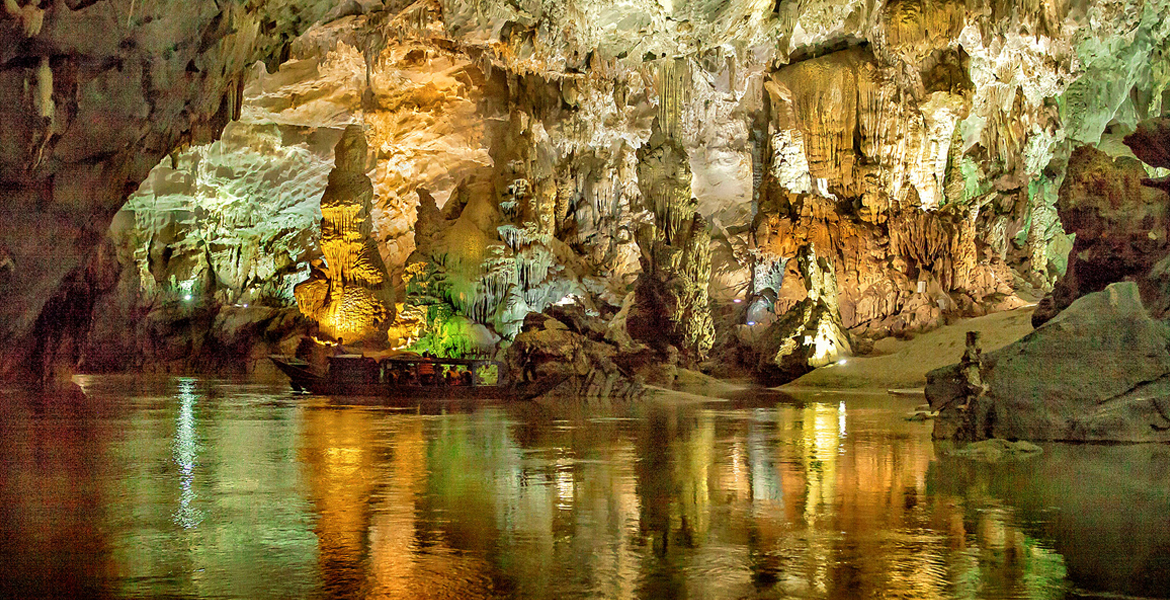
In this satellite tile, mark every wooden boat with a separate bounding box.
[269,353,562,400]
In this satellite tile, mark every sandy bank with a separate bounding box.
[782,307,1037,391]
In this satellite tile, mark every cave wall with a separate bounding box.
[0,0,336,382]
[80,120,332,372]
[6,0,1170,381]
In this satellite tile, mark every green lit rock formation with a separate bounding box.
[80,121,330,373]
[0,0,334,383]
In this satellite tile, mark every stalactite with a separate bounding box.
[657,58,692,141]
[631,114,715,362]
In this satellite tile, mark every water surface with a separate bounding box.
[0,376,1166,599]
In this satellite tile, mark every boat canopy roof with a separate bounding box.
[331,353,496,367]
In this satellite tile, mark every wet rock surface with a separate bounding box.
[939,438,1043,463]
[505,308,646,400]
[78,121,328,374]
[927,282,1170,443]
[749,244,852,384]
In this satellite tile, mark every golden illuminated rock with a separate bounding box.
[295,125,395,343]
[11,0,1170,385]
[751,244,853,384]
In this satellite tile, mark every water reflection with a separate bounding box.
[0,379,1167,599]
[173,378,202,529]
[292,395,1068,600]
[930,443,1170,599]
[0,382,116,599]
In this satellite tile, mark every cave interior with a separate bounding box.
[3,0,1170,397]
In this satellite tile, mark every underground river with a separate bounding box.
[1,376,1167,599]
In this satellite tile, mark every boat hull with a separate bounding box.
[269,355,559,401]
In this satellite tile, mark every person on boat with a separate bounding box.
[294,336,314,361]
[461,369,474,386]
[417,360,436,385]
[444,367,458,386]
[520,345,538,382]
[296,335,329,374]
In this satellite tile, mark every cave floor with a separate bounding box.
[0,374,1165,599]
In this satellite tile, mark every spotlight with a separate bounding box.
[837,359,847,366]
[733,298,742,303]
[184,294,193,301]
[746,321,756,326]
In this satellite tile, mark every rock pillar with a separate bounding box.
[752,243,852,384]
[627,64,715,363]
[295,125,395,344]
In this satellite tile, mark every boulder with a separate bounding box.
[505,312,644,399]
[927,282,1170,442]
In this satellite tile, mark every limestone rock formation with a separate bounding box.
[927,282,1170,443]
[0,0,334,383]
[504,309,644,399]
[1033,145,1170,326]
[750,244,853,384]
[627,113,716,364]
[8,0,1170,384]
[295,125,395,344]
[1125,117,1170,190]
[754,41,1032,347]
[78,121,328,373]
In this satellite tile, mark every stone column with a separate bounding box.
[295,125,395,345]
[626,60,715,363]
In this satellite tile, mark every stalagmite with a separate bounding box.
[6,0,1170,386]
[294,125,395,344]
[750,243,853,383]
[626,62,716,363]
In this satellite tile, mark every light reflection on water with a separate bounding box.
[173,378,202,530]
[0,376,1167,599]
